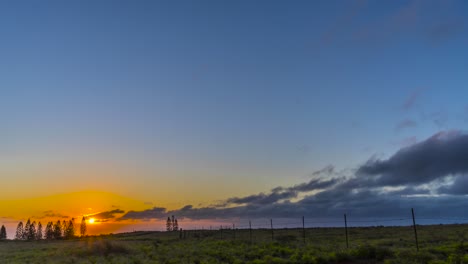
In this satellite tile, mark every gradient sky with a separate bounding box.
[1,0,468,236]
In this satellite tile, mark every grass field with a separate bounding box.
[1,224,468,263]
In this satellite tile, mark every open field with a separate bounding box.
[1,224,468,263]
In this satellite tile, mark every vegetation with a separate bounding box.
[1,224,468,263]
[166,215,179,231]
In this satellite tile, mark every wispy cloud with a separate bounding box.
[395,119,417,131]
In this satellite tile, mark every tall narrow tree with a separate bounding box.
[53,220,62,239]
[166,217,172,231]
[23,219,31,240]
[62,220,68,238]
[0,225,6,240]
[28,221,36,240]
[36,222,43,240]
[15,222,24,240]
[45,222,54,240]
[173,218,179,231]
[80,216,87,237]
[64,218,75,239]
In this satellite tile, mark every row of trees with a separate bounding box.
[166,215,179,231]
[15,217,87,240]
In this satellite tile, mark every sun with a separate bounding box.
[88,218,95,224]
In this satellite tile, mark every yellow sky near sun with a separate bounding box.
[0,191,149,221]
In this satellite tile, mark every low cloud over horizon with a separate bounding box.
[118,130,468,222]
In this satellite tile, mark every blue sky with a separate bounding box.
[0,0,468,209]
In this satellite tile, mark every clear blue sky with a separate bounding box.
[1,0,468,203]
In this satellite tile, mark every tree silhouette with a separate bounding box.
[80,216,86,237]
[62,220,68,237]
[53,220,62,239]
[166,217,172,231]
[15,222,24,240]
[0,225,6,240]
[45,222,54,240]
[173,218,179,231]
[27,221,36,240]
[36,222,43,240]
[23,219,31,240]
[64,218,75,239]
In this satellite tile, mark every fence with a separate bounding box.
[168,208,468,252]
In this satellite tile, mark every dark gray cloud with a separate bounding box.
[119,207,166,221]
[437,175,468,195]
[119,131,468,221]
[226,190,298,206]
[91,209,125,220]
[357,130,468,186]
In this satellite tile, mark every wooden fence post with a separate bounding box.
[270,219,274,241]
[344,214,349,249]
[302,216,306,244]
[249,220,252,244]
[412,208,419,251]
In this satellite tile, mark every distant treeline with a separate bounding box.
[12,216,87,240]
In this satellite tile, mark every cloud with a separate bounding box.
[119,207,166,221]
[395,119,417,131]
[36,210,69,219]
[90,209,125,220]
[403,90,423,111]
[118,131,468,221]
[357,130,468,186]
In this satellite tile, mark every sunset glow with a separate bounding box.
[1,0,468,241]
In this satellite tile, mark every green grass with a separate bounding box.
[1,224,468,263]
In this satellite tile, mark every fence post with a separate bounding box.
[412,208,419,251]
[249,220,252,244]
[270,219,274,241]
[302,216,306,244]
[344,214,349,249]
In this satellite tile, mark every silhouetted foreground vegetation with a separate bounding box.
[1,224,468,263]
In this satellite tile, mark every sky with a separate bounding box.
[1,0,468,237]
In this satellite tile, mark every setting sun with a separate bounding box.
[88,218,95,224]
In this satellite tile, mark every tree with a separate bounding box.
[45,222,54,240]
[0,225,6,240]
[23,219,31,240]
[173,219,179,231]
[64,218,75,239]
[36,222,43,240]
[62,220,68,237]
[27,221,36,240]
[80,216,86,237]
[53,220,62,239]
[166,217,172,231]
[15,222,24,240]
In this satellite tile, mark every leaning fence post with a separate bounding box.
[270,219,274,241]
[412,208,419,251]
[302,216,306,244]
[249,220,252,244]
[233,223,236,240]
[344,214,349,248]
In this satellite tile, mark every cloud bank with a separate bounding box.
[119,131,468,222]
